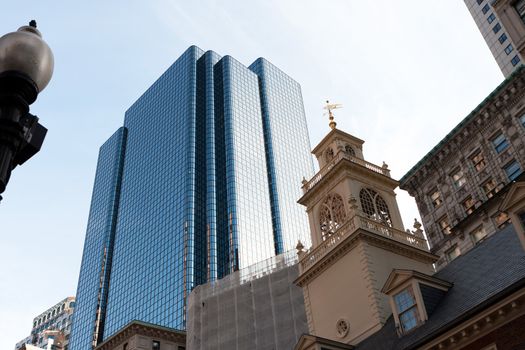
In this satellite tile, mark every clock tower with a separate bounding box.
[295,105,438,345]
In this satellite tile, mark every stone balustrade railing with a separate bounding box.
[302,152,391,194]
[298,214,428,272]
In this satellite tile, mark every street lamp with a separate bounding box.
[0,20,54,202]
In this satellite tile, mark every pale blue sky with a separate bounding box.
[1,1,504,348]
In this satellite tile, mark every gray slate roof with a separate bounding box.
[356,224,525,350]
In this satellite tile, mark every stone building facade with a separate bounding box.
[292,110,525,350]
[463,0,523,77]
[492,0,525,66]
[15,297,75,350]
[94,321,186,350]
[399,66,525,269]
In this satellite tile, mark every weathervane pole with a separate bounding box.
[324,100,343,130]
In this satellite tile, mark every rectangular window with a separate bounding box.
[492,133,509,153]
[505,44,514,55]
[439,216,451,235]
[430,190,442,208]
[463,196,476,215]
[477,0,484,4]
[515,0,525,23]
[487,13,496,23]
[152,341,161,350]
[482,3,490,14]
[446,245,461,261]
[452,168,466,188]
[482,178,498,198]
[494,212,510,228]
[470,226,487,244]
[470,151,486,172]
[493,23,502,33]
[511,55,521,66]
[504,160,522,180]
[499,33,508,44]
[520,113,525,127]
[394,287,419,332]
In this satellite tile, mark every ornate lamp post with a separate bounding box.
[0,20,54,201]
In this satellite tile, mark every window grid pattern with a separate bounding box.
[471,151,486,172]
[218,56,275,271]
[504,160,522,180]
[430,190,442,208]
[492,133,509,153]
[359,188,392,226]
[319,194,346,239]
[103,47,205,338]
[249,58,315,253]
[72,46,315,347]
[69,128,127,350]
[452,169,466,188]
[394,288,419,332]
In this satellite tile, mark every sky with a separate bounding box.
[0,1,505,348]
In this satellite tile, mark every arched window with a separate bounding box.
[345,144,356,157]
[319,193,347,239]
[325,147,334,162]
[359,188,392,227]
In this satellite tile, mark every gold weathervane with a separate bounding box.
[324,100,343,129]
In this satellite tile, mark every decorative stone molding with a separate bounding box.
[95,321,186,350]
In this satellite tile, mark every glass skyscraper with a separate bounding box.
[69,46,314,349]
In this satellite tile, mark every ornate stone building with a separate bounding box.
[294,116,437,345]
[292,111,525,350]
[399,66,525,269]
[94,321,186,350]
[15,297,75,350]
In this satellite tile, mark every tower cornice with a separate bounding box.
[295,214,437,287]
[299,153,397,205]
[311,128,364,157]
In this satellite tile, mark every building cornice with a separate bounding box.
[299,155,397,205]
[399,65,525,189]
[311,128,364,156]
[295,227,437,287]
[95,321,186,350]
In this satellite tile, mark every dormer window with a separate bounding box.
[382,269,452,336]
[394,287,420,332]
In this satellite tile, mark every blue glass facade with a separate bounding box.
[69,127,127,350]
[70,46,313,349]
[249,58,315,253]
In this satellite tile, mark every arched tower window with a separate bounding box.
[344,144,356,157]
[325,147,334,162]
[359,188,392,227]
[319,193,347,239]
